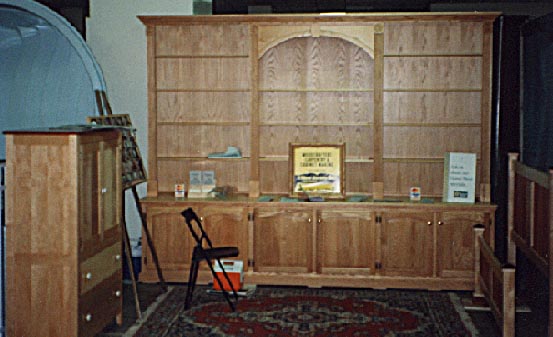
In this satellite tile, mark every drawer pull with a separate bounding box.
[85,272,93,280]
[85,313,93,322]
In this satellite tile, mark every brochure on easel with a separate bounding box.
[443,152,476,203]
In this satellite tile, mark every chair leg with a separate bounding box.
[185,260,199,310]
[207,258,237,312]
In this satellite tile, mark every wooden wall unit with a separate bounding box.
[5,127,123,337]
[139,13,499,291]
[140,12,498,200]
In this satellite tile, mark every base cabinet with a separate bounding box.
[141,205,247,282]
[252,208,313,273]
[437,212,490,279]
[143,210,190,281]
[378,212,434,277]
[140,198,495,291]
[317,210,374,275]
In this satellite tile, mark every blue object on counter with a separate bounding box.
[347,195,368,202]
[207,146,242,158]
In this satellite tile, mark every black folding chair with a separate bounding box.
[181,207,240,311]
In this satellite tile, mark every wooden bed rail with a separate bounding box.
[474,224,515,337]
[506,152,553,337]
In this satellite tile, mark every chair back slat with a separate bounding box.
[181,207,214,248]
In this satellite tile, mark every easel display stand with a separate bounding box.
[90,91,167,320]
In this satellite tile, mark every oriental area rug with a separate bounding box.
[127,285,479,337]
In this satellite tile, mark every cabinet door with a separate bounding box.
[253,208,313,273]
[379,212,433,277]
[143,210,190,279]
[317,210,374,275]
[437,212,488,279]
[98,137,120,240]
[198,206,247,266]
[79,136,121,257]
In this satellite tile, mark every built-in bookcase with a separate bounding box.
[141,13,496,201]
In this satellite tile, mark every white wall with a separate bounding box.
[86,1,193,240]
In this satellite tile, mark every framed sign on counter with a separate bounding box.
[289,143,345,199]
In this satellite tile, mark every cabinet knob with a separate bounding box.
[101,187,107,194]
[85,313,93,322]
[114,290,122,297]
[317,218,322,224]
[200,216,203,222]
[115,254,121,261]
[427,221,432,226]
[438,221,444,226]
[308,218,312,223]
[85,272,92,280]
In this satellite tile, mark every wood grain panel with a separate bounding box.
[383,161,482,197]
[156,58,249,90]
[260,125,373,158]
[147,26,158,197]
[384,92,481,124]
[157,125,250,157]
[31,264,75,337]
[384,57,482,89]
[156,24,249,56]
[438,212,485,278]
[259,161,289,194]
[10,137,75,257]
[259,37,373,89]
[147,212,190,268]
[260,92,373,124]
[253,208,312,272]
[383,126,481,158]
[200,206,246,249]
[258,25,375,58]
[157,92,250,123]
[384,21,483,55]
[380,212,434,277]
[318,210,374,273]
[383,161,444,197]
[346,162,374,194]
[157,160,250,193]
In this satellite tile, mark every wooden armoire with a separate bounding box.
[4,127,122,337]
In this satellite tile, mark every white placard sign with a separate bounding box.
[443,152,476,203]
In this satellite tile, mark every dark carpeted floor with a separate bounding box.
[96,281,547,337]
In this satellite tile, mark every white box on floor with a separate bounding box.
[213,260,243,291]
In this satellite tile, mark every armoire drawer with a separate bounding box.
[80,242,122,294]
[79,272,122,337]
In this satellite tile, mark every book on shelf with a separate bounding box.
[443,152,476,203]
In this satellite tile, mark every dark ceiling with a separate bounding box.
[212,0,548,14]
